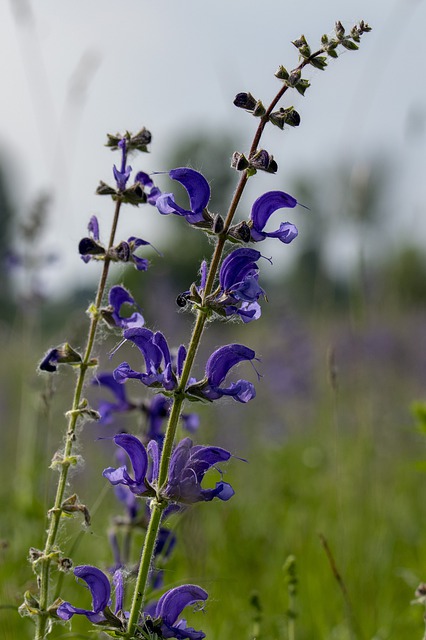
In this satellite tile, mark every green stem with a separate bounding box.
[35,198,122,640]
[124,502,165,639]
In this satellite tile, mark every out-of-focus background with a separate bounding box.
[2,0,426,638]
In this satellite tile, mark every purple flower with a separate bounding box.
[186,344,257,403]
[103,285,145,330]
[165,437,234,504]
[105,434,234,505]
[148,584,208,640]
[113,328,179,391]
[156,168,210,224]
[113,138,132,191]
[79,215,105,264]
[103,433,151,496]
[250,190,299,243]
[216,247,266,322]
[56,565,112,623]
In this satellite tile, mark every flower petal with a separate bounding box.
[110,433,148,485]
[205,344,256,388]
[169,168,210,214]
[74,565,111,613]
[155,584,208,627]
[250,190,297,234]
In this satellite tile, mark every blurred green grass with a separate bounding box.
[2,302,426,639]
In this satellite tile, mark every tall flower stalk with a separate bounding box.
[24,20,371,640]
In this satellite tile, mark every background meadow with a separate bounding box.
[2,1,426,639]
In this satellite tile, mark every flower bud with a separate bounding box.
[231,151,249,171]
[96,181,117,196]
[309,56,327,70]
[335,21,345,40]
[110,241,131,263]
[295,79,310,96]
[233,92,257,111]
[78,237,105,257]
[253,100,266,117]
[213,213,224,234]
[249,150,278,173]
[229,221,251,243]
[274,65,289,80]
[292,35,308,49]
[287,69,301,87]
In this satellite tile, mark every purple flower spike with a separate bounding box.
[56,565,111,623]
[103,433,150,496]
[250,190,299,243]
[156,168,210,224]
[165,437,234,504]
[187,344,257,403]
[154,584,208,640]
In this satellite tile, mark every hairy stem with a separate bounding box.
[35,198,123,640]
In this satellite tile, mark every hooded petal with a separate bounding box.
[205,344,256,388]
[57,565,111,621]
[251,191,297,230]
[123,328,163,374]
[169,168,210,213]
[155,584,208,628]
[219,248,261,292]
[104,433,148,486]
[108,286,144,329]
[156,168,210,224]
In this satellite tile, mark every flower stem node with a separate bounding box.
[50,454,80,471]
[65,398,101,422]
[18,591,40,619]
[61,494,91,527]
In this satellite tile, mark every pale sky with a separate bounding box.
[1,0,425,294]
